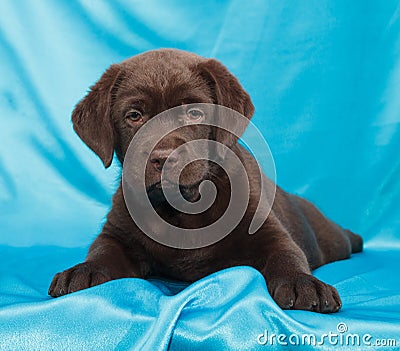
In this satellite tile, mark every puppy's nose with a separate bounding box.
[149,149,178,172]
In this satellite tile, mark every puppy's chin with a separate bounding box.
[146,181,201,207]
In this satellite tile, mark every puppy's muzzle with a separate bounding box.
[149,148,178,172]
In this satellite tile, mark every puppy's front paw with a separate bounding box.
[268,273,342,313]
[48,262,112,297]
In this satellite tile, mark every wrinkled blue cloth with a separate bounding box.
[1,1,400,350]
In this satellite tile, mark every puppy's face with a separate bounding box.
[121,105,212,204]
[71,49,254,204]
[112,61,214,203]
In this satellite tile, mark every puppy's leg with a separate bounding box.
[290,195,363,263]
[48,234,148,297]
[260,220,342,313]
[345,229,363,254]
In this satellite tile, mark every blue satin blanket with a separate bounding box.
[0,1,399,350]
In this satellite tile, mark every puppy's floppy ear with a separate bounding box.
[197,59,254,156]
[198,59,254,118]
[72,64,123,168]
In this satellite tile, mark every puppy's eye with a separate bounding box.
[126,110,143,122]
[186,108,204,121]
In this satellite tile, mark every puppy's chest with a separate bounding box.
[148,233,258,282]
[152,249,220,281]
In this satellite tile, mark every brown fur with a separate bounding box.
[49,49,363,313]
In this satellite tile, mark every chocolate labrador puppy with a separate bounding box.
[49,49,362,313]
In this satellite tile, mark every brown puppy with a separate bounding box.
[49,49,362,313]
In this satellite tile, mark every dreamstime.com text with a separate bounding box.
[257,323,397,347]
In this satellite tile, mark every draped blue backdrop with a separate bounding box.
[0,1,399,350]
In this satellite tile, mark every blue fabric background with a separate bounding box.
[1,1,399,350]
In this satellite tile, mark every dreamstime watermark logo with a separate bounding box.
[122,104,276,249]
[256,322,397,348]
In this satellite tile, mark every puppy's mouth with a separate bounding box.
[146,180,202,205]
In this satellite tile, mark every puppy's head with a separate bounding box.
[72,49,254,203]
